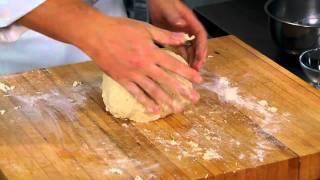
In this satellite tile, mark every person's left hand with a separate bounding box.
[148,0,208,71]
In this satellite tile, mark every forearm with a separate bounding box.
[16,0,111,49]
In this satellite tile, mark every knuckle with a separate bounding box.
[129,57,144,68]
[124,83,137,94]
[149,86,161,98]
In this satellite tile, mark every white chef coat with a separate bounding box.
[0,0,127,75]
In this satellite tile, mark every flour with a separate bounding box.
[0,82,14,93]
[258,100,268,106]
[72,81,82,87]
[201,76,291,134]
[12,88,87,147]
[14,89,86,121]
[140,127,222,161]
[121,123,129,128]
[238,153,245,160]
[0,109,6,115]
[107,168,123,175]
[202,149,222,160]
[187,141,199,148]
[134,175,143,180]
[101,158,160,177]
[268,107,278,113]
[184,34,196,41]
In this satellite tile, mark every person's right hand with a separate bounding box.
[81,17,202,113]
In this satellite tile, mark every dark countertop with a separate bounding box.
[194,0,308,81]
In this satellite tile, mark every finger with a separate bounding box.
[134,75,176,112]
[146,24,186,46]
[150,1,187,27]
[177,3,208,70]
[176,46,188,62]
[162,7,187,27]
[148,65,200,103]
[192,30,208,70]
[121,81,160,114]
[156,50,202,84]
[186,45,196,67]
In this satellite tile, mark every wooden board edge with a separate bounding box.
[0,169,8,180]
[299,152,320,180]
[217,157,300,180]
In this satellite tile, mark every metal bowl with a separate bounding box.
[265,0,320,55]
[299,48,320,88]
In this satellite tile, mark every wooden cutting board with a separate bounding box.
[0,35,319,180]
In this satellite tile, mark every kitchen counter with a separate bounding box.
[194,0,309,82]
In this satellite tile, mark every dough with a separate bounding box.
[101,50,193,123]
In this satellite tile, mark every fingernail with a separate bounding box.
[153,106,160,114]
[175,19,186,26]
[147,106,160,114]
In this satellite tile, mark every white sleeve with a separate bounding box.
[0,0,46,28]
[0,0,46,42]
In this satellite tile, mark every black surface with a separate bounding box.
[194,0,308,81]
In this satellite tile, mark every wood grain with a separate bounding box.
[0,35,319,179]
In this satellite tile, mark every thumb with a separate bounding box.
[147,25,186,46]
[163,9,187,27]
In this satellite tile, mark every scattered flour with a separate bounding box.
[268,107,278,113]
[72,81,82,87]
[258,100,268,106]
[169,140,179,146]
[121,123,129,128]
[107,168,123,175]
[238,153,245,160]
[184,34,196,41]
[201,76,290,134]
[134,175,143,180]
[0,82,14,93]
[0,109,6,115]
[202,149,222,160]
[187,141,199,148]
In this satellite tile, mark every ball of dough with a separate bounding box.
[101,50,193,123]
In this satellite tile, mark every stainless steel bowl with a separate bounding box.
[265,0,320,55]
[299,48,320,88]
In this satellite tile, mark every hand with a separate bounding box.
[18,0,202,113]
[148,0,208,71]
[82,17,202,113]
